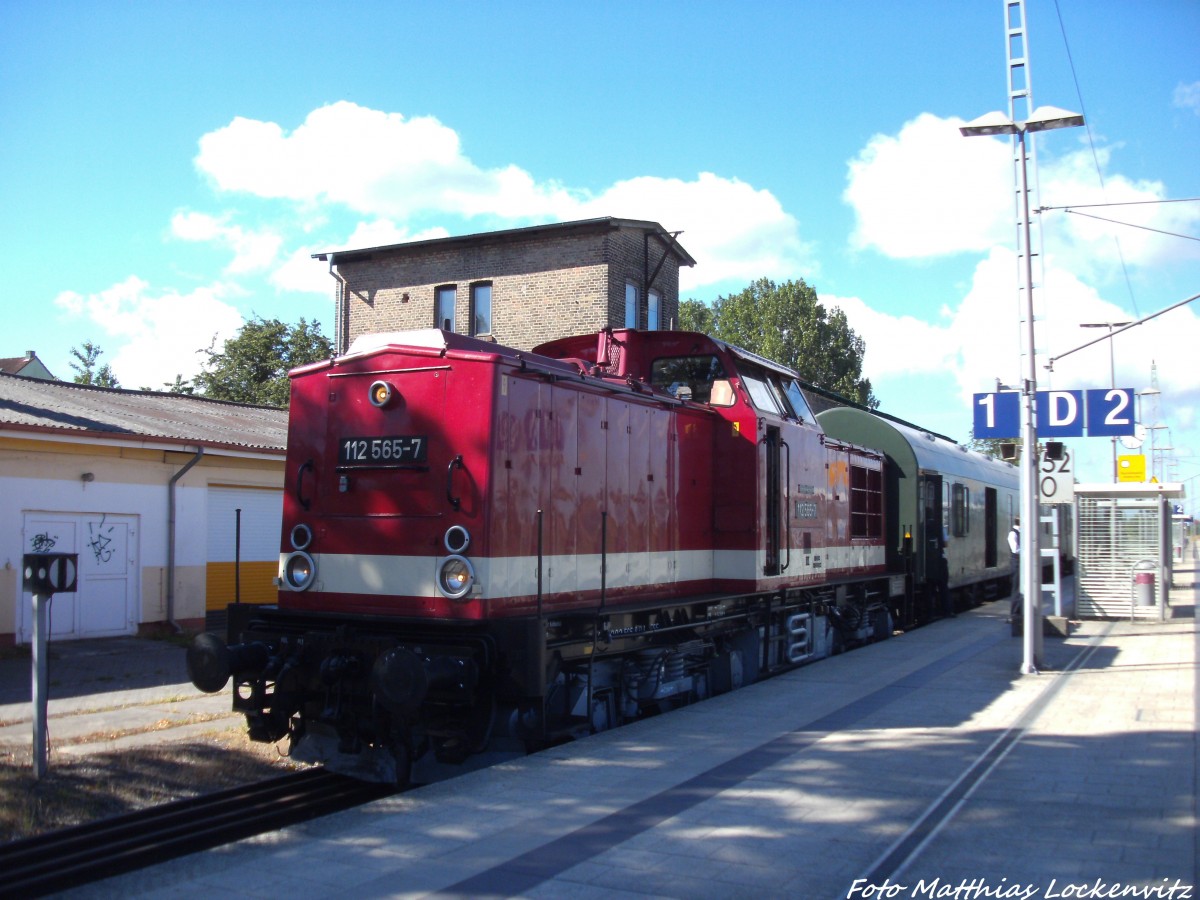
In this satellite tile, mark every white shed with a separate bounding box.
[0,373,287,646]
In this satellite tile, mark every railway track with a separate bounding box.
[0,768,395,896]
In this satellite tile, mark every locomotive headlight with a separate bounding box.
[283,551,317,591]
[290,523,313,550]
[444,525,471,554]
[369,380,395,408]
[437,554,475,601]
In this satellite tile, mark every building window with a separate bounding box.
[648,290,660,331]
[470,282,492,336]
[624,282,638,329]
[435,285,456,332]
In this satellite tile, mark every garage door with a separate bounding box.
[20,512,139,642]
[206,486,283,610]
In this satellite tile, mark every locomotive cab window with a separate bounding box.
[739,365,788,416]
[650,355,727,403]
[783,379,815,424]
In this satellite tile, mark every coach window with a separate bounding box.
[624,282,639,329]
[435,285,457,332]
[647,290,661,331]
[470,282,492,337]
[952,482,969,536]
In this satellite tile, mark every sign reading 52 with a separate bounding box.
[1039,446,1074,504]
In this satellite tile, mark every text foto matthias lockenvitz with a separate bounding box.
[846,876,1194,900]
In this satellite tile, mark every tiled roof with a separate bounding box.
[0,372,287,453]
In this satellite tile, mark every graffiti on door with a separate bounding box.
[30,532,59,553]
[87,514,117,565]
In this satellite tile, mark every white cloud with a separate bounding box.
[844,112,1200,279]
[194,103,814,292]
[819,292,952,379]
[195,101,579,220]
[1174,81,1200,114]
[270,221,451,296]
[171,210,282,273]
[582,173,816,289]
[844,113,1010,258]
[53,276,245,388]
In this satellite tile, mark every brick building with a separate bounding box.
[314,217,696,354]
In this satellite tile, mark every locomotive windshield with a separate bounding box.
[650,355,728,403]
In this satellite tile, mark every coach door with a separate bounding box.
[920,474,943,583]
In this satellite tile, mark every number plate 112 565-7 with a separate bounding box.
[338,435,428,467]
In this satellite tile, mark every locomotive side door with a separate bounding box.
[764,425,783,576]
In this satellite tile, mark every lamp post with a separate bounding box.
[1081,322,1131,481]
[960,106,1085,675]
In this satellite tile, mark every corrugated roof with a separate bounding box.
[0,372,288,453]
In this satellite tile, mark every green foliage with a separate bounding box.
[684,277,877,408]
[678,298,714,334]
[69,341,120,388]
[193,316,332,407]
[162,375,194,395]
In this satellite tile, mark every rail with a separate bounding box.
[0,769,394,896]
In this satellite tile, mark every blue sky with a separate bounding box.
[3,1,1198,498]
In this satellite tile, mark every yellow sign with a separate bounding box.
[1117,454,1146,482]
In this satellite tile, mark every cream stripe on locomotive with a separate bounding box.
[280,544,885,598]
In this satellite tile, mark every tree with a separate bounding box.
[69,341,120,388]
[678,298,714,334]
[684,278,877,408]
[193,316,332,407]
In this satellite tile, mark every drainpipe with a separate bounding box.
[167,446,205,632]
[328,254,348,355]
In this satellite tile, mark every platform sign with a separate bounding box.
[973,391,1020,439]
[1040,446,1074,503]
[1037,390,1085,437]
[973,388,1136,439]
[1086,388,1136,436]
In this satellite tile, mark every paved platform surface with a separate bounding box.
[5,567,1197,899]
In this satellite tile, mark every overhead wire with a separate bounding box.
[1051,0,1140,317]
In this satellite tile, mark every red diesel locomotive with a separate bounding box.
[188,326,1012,783]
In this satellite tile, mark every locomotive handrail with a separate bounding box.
[327,364,452,378]
[446,455,465,510]
[781,439,791,572]
[296,460,314,511]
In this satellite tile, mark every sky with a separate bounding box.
[3,1,1198,506]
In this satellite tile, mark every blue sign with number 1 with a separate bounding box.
[974,392,1020,439]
